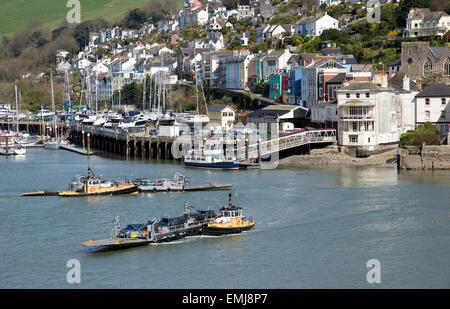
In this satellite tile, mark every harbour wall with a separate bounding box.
[398,145,450,170]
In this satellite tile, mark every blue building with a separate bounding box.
[288,66,303,105]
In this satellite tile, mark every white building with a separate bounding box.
[414,84,450,136]
[403,8,450,38]
[237,0,254,21]
[296,12,339,36]
[337,82,400,149]
[317,0,341,8]
[261,49,292,81]
[208,105,236,131]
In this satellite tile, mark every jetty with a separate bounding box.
[69,124,336,166]
[60,143,93,156]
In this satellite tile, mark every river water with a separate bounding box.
[0,148,449,288]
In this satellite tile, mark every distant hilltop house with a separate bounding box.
[317,0,341,8]
[403,8,450,38]
[295,12,339,37]
[237,0,254,21]
[400,42,450,85]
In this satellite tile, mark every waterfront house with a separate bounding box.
[414,83,450,136]
[208,105,236,131]
[247,104,309,130]
[336,81,400,151]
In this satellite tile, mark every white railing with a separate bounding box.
[238,129,336,159]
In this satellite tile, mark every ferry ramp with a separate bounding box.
[236,129,336,161]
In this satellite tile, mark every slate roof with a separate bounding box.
[416,84,450,97]
[327,73,346,84]
[208,105,235,112]
[388,72,420,92]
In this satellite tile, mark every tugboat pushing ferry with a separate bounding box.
[203,192,255,236]
[82,193,255,249]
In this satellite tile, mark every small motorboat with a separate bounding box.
[13,145,26,155]
[44,139,60,150]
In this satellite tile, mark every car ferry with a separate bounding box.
[82,203,217,248]
[58,167,138,197]
[203,193,255,236]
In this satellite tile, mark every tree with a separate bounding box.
[396,0,431,27]
[229,40,243,50]
[422,70,444,88]
[121,8,147,29]
[146,0,177,22]
[399,122,442,148]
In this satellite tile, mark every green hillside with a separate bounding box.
[0,0,182,37]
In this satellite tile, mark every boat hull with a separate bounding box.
[203,223,255,236]
[44,142,60,150]
[58,184,138,197]
[184,161,240,170]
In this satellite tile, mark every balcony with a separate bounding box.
[340,113,375,120]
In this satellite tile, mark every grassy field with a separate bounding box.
[0,0,182,37]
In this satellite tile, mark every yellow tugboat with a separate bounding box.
[203,193,255,236]
[58,167,138,197]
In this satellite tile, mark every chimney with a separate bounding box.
[403,74,410,91]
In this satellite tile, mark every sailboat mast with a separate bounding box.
[50,71,56,139]
[196,71,199,115]
[15,84,19,133]
[142,74,146,111]
[149,75,153,111]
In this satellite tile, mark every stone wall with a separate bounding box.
[398,145,450,170]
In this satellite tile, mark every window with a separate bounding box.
[441,111,446,119]
[425,111,430,119]
[349,135,358,143]
[366,93,370,98]
[352,122,358,131]
[356,93,360,98]
[444,58,450,76]
[346,93,350,98]
[424,58,432,72]
[442,98,447,105]
[425,98,430,105]
[364,122,369,131]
